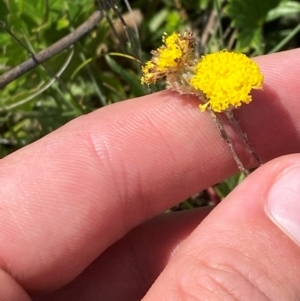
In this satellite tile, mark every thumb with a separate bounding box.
[144,154,300,300]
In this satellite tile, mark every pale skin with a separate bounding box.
[1,48,300,300]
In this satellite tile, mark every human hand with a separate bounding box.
[1,49,300,301]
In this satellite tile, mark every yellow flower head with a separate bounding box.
[141,31,195,85]
[190,50,264,112]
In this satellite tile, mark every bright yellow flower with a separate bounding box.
[141,31,195,85]
[190,50,263,112]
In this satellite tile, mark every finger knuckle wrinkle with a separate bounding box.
[175,259,271,301]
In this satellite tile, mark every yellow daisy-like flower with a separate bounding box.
[190,50,264,113]
[141,31,195,85]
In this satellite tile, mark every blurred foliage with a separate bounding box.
[0,0,299,204]
[214,172,245,199]
[225,0,282,53]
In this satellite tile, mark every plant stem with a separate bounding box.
[225,110,263,166]
[209,109,249,177]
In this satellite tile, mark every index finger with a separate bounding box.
[0,48,300,295]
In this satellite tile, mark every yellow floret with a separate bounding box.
[190,50,264,112]
[156,33,183,71]
[141,61,158,85]
[141,31,195,85]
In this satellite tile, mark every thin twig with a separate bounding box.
[226,110,263,166]
[214,0,225,49]
[98,1,125,53]
[0,23,77,106]
[123,0,141,43]
[106,0,142,62]
[209,108,249,177]
[0,10,103,88]
[0,48,75,112]
[200,10,217,50]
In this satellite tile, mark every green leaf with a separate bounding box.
[0,1,9,20]
[236,28,263,53]
[104,55,145,97]
[21,0,45,24]
[56,17,70,30]
[214,173,245,198]
[71,57,93,79]
[225,0,282,51]
[165,10,182,33]
[266,1,300,22]
[149,9,168,33]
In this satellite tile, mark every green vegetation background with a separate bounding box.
[0,0,299,206]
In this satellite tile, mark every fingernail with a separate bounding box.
[266,164,300,246]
